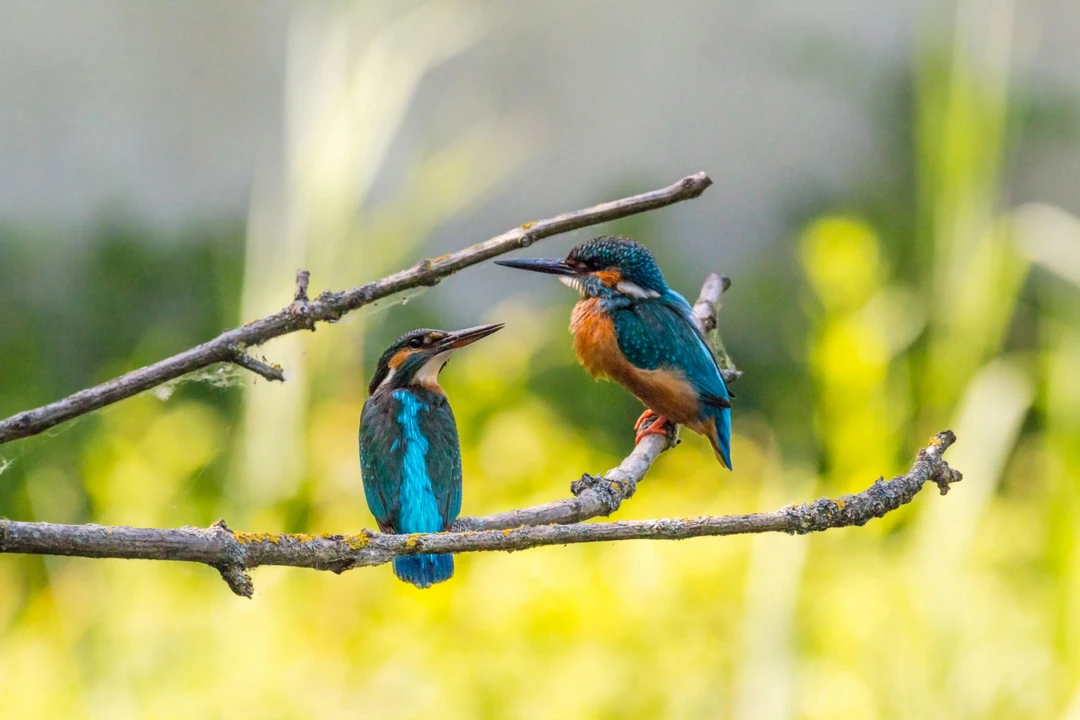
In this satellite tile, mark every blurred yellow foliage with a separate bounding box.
[5,2,1080,718]
[800,216,883,312]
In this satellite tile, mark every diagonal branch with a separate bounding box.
[0,172,713,446]
[0,432,961,598]
[228,346,286,383]
[454,270,733,531]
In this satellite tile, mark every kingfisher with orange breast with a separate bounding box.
[496,236,732,469]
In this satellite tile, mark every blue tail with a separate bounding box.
[707,405,733,471]
[393,553,454,588]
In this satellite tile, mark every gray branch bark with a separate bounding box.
[0,432,961,597]
[0,172,713,446]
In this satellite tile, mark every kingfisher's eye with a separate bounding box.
[408,337,424,349]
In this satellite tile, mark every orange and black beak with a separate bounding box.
[429,323,504,354]
[494,257,578,277]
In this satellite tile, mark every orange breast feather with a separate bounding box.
[570,299,700,424]
[570,299,622,378]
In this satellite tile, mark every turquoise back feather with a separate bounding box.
[359,386,463,587]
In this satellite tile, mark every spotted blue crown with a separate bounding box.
[567,236,668,293]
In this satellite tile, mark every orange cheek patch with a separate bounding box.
[389,349,413,369]
[593,269,622,287]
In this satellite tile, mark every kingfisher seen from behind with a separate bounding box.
[496,236,732,469]
[359,323,503,588]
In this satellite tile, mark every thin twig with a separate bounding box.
[0,432,961,598]
[294,269,310,303]
[0,172,714,446]
[694,273,741,382]
[228,346,285,383]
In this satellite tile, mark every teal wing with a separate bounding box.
[609,292,730,407]
[358,388,462,534]
[610,291,733,468]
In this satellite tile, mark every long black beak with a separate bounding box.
[494,257,577,276]
[432,323,505,353]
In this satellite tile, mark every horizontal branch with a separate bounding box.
[0,172,713,446]
[0,432,961,597]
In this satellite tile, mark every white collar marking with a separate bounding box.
[616,280,660,299]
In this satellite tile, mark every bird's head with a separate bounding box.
[495,236,667,300]
[368,324,503,395]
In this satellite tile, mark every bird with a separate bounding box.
[496,236,732,469]
[359,323,503,588]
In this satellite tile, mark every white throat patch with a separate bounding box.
[414,351,453,388]
[559,275,587,296]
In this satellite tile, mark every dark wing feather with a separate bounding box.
[358,394,402,533]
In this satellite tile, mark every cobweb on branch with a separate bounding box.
[150,364,251,402]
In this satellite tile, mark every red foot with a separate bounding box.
[634,409,671,444]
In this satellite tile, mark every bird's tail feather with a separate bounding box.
[703,408,733,470]
[393,553,454,588]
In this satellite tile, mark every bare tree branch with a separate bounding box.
[228,346,285,383]
[0,267,964,597]
[693,273,742,382]
[0,432,961,598]
[453,431,670,532]
[0,172,713,446]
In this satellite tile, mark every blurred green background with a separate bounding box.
[3,1,1080,718]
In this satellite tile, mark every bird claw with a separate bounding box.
[633,409,657,433]
[634,410,673,445]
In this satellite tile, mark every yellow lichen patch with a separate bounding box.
[235,532,282,546]
[405,535,420,549]
[502,529,513,537]
[928,436,943,446]
[520,220,537,230]
[835,499,847,510]
[344,534,369,550]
